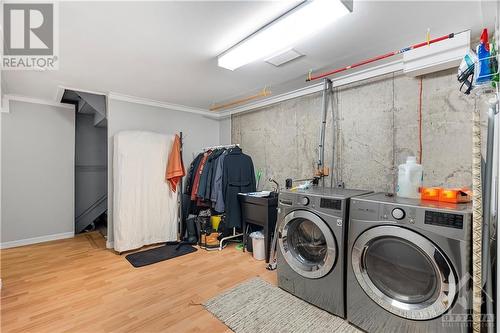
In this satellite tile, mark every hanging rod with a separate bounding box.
[306,30,469,82]
[210,87,271,112]
[201,143,240,152]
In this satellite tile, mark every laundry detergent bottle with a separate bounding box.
[475,28,492,85]
[396,156,423,199]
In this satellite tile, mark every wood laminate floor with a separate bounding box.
[1,232,276,333]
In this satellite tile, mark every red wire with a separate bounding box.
[418,77,423,164]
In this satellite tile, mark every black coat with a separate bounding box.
[204,149,226,200]
[185,153,203,194]
[223,147,256,228]
[196,150,213,199]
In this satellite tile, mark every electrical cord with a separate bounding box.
[418,77,423,164]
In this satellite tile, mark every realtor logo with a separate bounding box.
[2,2,59,70]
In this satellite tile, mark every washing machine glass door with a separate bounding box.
[351,225,457,320]
[279,210,337,279]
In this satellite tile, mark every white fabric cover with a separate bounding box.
[113,131,177,252]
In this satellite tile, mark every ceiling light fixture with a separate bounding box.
[218,0,353,71]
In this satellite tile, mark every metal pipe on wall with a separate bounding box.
[496,103,500,333]
[495,81,500,333]
[330,86,337,188]
[494,14,499,332]
[318,78,331,187]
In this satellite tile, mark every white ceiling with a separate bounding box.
[2,1,497,110]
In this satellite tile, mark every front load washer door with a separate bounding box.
[351,225,457,320]
[278,210,337,279]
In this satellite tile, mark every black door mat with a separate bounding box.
[125,244,197,268]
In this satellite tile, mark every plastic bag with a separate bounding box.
[249,231,264,239]
[457,49,477,95]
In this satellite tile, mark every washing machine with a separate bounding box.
[347,192,472,333]
[277,187,371,318]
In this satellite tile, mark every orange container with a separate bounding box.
[439,188,472,203]
[421,187,441,201]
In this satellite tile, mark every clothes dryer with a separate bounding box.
[347,193,472,332]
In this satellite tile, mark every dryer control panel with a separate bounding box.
[320,198,342,210]
[424,211,463,229]
[349,193,472,241]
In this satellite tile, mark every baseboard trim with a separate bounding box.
[0,232,74,249]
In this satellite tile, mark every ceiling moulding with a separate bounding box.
[107,92,218,119]
[1,96,8,113]
[219,59,404,117]
[2,94,74,113]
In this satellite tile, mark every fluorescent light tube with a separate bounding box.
[218,0,351,71]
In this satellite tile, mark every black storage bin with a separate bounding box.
[238,192,278,263]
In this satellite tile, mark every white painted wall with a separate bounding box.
[106,98,220,247]
[1,100,75,248]
[1,94,3,248]
[219,117,231,145]
[0,102,2,249]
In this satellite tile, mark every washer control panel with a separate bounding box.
[391,208,405,220]
[381,205,416,224]
[300,197,310,206]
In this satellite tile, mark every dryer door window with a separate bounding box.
[351,225,457,320]
[278,210,337,279]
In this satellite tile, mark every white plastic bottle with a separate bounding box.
[396,156,423,199]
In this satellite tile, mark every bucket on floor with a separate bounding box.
[211,215,222,231]
[249,231,265,261]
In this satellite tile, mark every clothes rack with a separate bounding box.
[177,132,184,241]
[219,228,243,251]
[197,143,244,251]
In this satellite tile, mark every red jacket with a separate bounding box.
[191,151,211,200]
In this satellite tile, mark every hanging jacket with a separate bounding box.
[191,151,210,201]
[185,153,203,194]
[212,150,228,213]
[183,153,203,217]
[165,134,185,192]
[197,149,221,199]
[204,149,225,200]
[223,147,256,228]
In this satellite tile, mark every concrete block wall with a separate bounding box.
[231,68,488,192]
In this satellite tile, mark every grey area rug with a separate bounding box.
[204,278,361,333]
